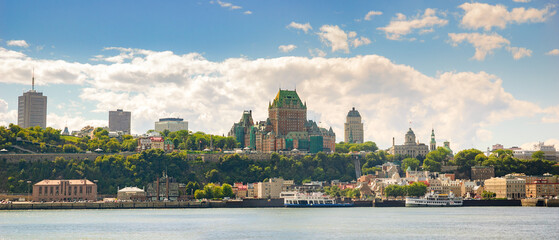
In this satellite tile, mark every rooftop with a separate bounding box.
[35,179,96,186]
[270,89,306,109]
[347,107,361,117]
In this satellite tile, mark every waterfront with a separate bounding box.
[1,207,558,239]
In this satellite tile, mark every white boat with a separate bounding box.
[405,191,463,207]
[280,192,353,207]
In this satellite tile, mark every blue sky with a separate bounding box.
[0,0,558,151]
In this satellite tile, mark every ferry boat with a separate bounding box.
[280,192,354,207]
[405,191,463,207]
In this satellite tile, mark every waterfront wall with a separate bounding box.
[0,152,286,163]
[0,152,136,163]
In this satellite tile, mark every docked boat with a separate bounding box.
[405,191,463,207]
[280,192,354,207]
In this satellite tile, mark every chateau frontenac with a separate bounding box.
[228,89,335,153]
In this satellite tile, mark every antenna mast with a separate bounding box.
[32,68,35,91]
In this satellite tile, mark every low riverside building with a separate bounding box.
[33,179,97,202]
[484,175,526,199]
[146,176,181,201]
[257,178,285,199]
[117,186,146,201]
[522,174,559,198]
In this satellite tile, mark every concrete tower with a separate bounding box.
[344,107,364,143]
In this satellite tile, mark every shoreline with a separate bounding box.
[2,199,557,210]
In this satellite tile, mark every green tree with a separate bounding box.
[62,144,80,153]
[406,182,427,197]
[384,185,406,198]
[422,158,441,172]
[532,151,545,161]
[221,184,234,198]
[402,158,420,171]
[482,191,496,199]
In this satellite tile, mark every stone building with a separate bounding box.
[471,166,495,180]
[525,174,559,198]
[388,128,429,158]
[18,73,47,129]
[344,107,364,143]
[228,89,335,153]
[484,175,526,199]
[33,179,97,202]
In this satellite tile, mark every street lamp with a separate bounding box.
[26,181,32,201]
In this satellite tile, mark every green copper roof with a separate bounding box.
[269,89,306,109]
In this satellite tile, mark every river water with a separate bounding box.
[1,207,558,239]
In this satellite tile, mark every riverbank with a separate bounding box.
[2,199,558,210]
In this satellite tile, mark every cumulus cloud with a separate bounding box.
[1,47,557,150]
[0,99,17,127]
[378,8,448,40]
[364,10,382,20]
[506,46,532,59]
[308,48,326,57]
[513,0,531,2]
[546,49,559,56]
[459,3,556,31]
[448,32,510,60]
[287,22,312,33]
[318,25,370,53]
[278,44,297,53]
[351,37,371,48]
[7,40,29,48]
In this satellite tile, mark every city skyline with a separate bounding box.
[0,0,558,151]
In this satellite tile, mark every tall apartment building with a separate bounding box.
[18,73,47,128]
[109,109,131,134]
[344,107,364,143]
[155,118,188,133]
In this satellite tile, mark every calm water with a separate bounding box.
[1,207,558,239]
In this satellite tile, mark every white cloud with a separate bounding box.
[506,46,532,59]
[1,47,558,150]
[0,99,17,127]
[545,49,559,56]
[378,8,448,40]
[308,48,326,57]
[318,25,350,53]
[351,37,371,48]
[287,22,312,33]
[459,3,555,31]
[513,0,531,3]
[243,11,252,15]
[278,44,297,53]
[448,32,510,60]
[7,40,29,48]
[364,10,382,21]
[318,25,370,53]
[214,0,241,10]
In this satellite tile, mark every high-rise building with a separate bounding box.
[18,72,47,128]
[155,118,188,133]
[344,107,364,143]
[109,109,131,134]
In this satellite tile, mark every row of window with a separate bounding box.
[37,186,93,196]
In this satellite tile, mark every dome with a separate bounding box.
[347,107,361,117]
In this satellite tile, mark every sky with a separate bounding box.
[0,0,558,152]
